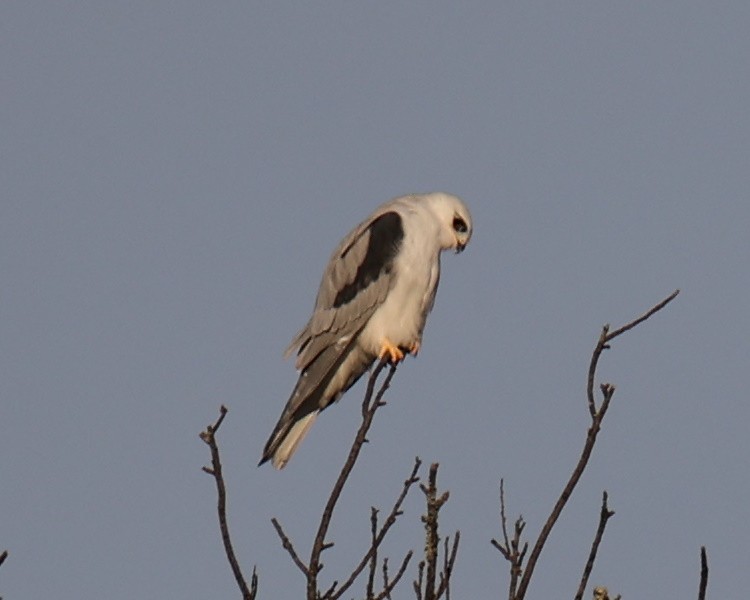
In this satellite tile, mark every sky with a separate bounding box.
[2,2,749,598]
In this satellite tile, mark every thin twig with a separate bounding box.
[588,290,680,417]
[514,290,679,600]
[199,405,258,600]
[606,289,680,342]
[271,517,309,576]
[515,519,528,589]
[321,579,339,599]
[0,550,7,567]
[698,546,709,600]
[382,557,393,600]
[499,479,511,552]
[574,491,615,600]
[515,387,613,597]
[421,464,443,600]
[413,561,425,600]
[415,463,458,600]
[375,551,413,600]
[366,507,379,599]
[491,479,527,599]
[330,458,422,600]
[435,532,460,599]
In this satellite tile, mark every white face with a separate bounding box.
[428,193,472,252]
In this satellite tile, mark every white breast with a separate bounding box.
[358,207,442,356]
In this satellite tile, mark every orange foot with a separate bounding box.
[379,339,421,363]
[379,338,405,364]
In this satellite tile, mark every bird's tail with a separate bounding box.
[259,333,371,469]
[267,411,318,469]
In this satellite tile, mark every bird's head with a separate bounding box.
[425,192,473,253]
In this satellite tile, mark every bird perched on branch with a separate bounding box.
[260,192,472,469]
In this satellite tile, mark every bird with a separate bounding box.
[259,192,472,469]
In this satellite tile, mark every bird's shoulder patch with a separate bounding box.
[333,211,403,308]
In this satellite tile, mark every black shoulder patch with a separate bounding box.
[333,211,404,308]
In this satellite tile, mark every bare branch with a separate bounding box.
[498,479,511,553]
[331,457,422,600]
[375,551,414,600]
[271,359,396,599]
[321,579,339,599]
[588,289,679,417]
[0,550,7,568]
[574,491,616,600]
[605,289,680,343]
[421,464,443,600]
[513,290,679,600]
[413,561,424,600]
[414,463,459,600]
[435,532,460,599]
[698,546,709,600]
[515,393,608,597]
[491,480,526,600]
[199,406,258,600]
[366,507,379,599]
[271,517,309,577]
[382,557,393,600]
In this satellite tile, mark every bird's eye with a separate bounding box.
[452,216,468,233]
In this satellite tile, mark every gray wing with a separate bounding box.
[286,209,405,370]
[259,209,405,467]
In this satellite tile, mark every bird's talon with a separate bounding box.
[379,339,405,364]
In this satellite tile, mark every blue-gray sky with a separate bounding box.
[2,3,748,598]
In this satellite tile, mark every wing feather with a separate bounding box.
[260,337,374,467]
[286,210,404,370]
[262,207,405,467]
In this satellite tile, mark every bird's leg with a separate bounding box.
[379,338,405,364]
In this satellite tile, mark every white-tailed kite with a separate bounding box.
[260,192,472,469]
